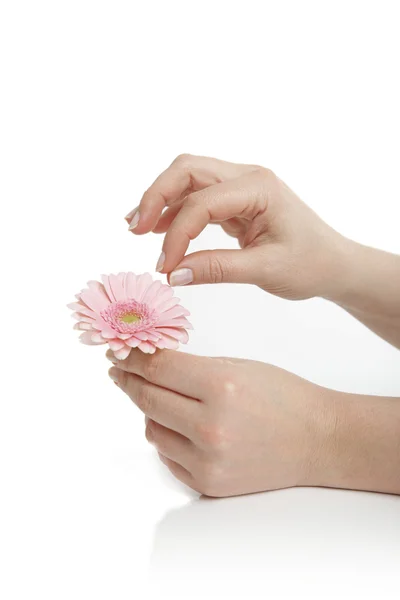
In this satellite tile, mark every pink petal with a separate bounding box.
[125,272,137,299]
[156,335,179,350]
[101,329,117,339]
[126,336,141,348]
[101,275,117,303]
[80,290,109,313]
[138,341,156,354]
[91,332,106,343]
[67,302,96,319]
[135,273,153,302]
[109,273,126,301]
[156,317,193,329]
[159,306,191,320]
[108,339,126,351]
[157,327,189,343]
[87,280,112,305]
[142,280,163,305]
[71,312,96,324]
[113,345,131,360]
[151,285,174,309]
[156,297,181,313]
[74,322,93,331]
[80,331,106,345]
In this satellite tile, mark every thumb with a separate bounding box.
[167,248,261,287]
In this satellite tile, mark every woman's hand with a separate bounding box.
[125,154,345,300]
[107,348,331,497]
[108,348,400,497]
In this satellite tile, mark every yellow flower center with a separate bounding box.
[120,312,141,324]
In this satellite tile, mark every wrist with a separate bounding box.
[304,388,400,495]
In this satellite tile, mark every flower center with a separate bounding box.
[120,312,141,324]
[100,300,157,334]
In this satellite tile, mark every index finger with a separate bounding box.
[131,154,257,234]
[108,348,218,401]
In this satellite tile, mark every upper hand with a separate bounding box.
[125,154,345,300]
[107,348,330,497]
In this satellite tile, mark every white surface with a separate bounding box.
[1,1,400,598]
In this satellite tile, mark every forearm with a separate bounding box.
[325,239,400,348]
[310,389,400,495]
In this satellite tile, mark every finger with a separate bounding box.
[128,154,258,234]
[146,419,195,470]
[158,453,195,490]
[160,170,268,273]
[168,247,263,286]
[152,203,182,234]
[107,348,218,401]
[109,367,202,437]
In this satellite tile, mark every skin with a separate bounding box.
[115,154,400,498]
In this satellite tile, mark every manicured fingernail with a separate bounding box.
[156,251,165,272]
[124,207,137,222]
[169,268,193,286]
[106,350,118,364]
[128,210,140,230]
[108,368,119,383]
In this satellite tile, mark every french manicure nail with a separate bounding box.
[156,251,165,272]
[128,210,140,230]
[169,268,193,286]
[124,207,137,222]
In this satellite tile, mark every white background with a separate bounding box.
[1,1,400,598]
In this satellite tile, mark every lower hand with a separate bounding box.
[107,348,329,497]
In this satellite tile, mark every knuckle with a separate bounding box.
[196,461,225,497]
[204,255,226,284]
[136,382,154,414]
[258,165,274,179]
[184,192,201,209]
[142,354,162,383]
[173,153,192,168]
[196,420,229,451]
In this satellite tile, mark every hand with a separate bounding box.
[125,154,346,300]
[107,348,330,497]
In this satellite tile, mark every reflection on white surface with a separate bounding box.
[149,485,400,598]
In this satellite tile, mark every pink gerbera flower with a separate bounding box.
[68,272,192,359]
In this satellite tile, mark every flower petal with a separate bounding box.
[156,335,179,350]
[125,272,137,299]
[80,331,106,345]
[108,339,126,351]
[113,345,131,360]
[142,280,163,305]
[67,302,96,319]
[87,280,112,305]
[74,322,93,331]
[151,285,174,309]
[71,312,96,324]
[80,290,109,313]
[156,317,193,329]
[138,341,157,354]
[156,327,189,343]
[126,336,141,348]
[135,273,153,302]
[109,273,126,301]
[101,275,117,303]
[91,332,105,343]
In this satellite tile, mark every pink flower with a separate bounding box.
[68,272,192,359]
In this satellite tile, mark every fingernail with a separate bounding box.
[128,210,140,231]
[108,368,119,383]
[169,268,193,286]
[124,207,137,222]
[156,251,165,272]
[106,350,118,364]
